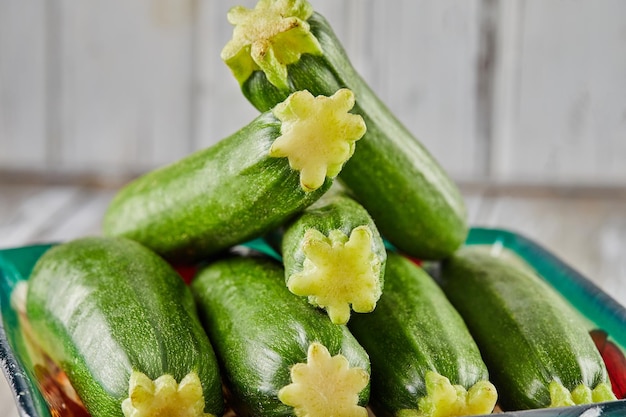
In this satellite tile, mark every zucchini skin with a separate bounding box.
[191,255,371,417]
[348,251,492,416]
[282,191,386,279]
[103,111,331,264]
[439,245,613,411]
[25,236,224,417]
[238,12,468,260]
[280,190,386,323]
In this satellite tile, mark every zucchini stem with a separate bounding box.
[278,342,369,417]
[549,380,617,407]
[122,370,214,417]
[399,371,497,417]
[221,0,322,91]
[288,226,382,324]
[270,89,366,192]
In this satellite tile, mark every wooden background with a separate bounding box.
[1,1,625,416]
[1,0,625,186]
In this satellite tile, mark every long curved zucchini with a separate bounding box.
[103,88,366,263]
[439,245,617,411]
[221,0,468,260]
[280,189,386,325]
[348,251,497,417]
[191,254,371,417]
[25,236,224,417]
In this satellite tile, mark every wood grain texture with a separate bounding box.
[474,191,626,296]
[192,0,258,149]
[54,0,195,173]
[0,0,48,168]
[491,0,626,185]
[315,0,482,179]
[2,0,481,181]
[2,1,625,185]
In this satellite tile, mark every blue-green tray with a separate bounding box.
[2,228,626,416]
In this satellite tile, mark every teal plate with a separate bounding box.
[1,228,626,416]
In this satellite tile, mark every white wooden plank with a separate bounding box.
[55,0,196,175]
[0,185,40,220]
[312,0,362,57]
[192,0,258,149]
[461,187,487,225]
[35,188,115,242]
[2,0,626,190]
[368,0,482,180]
[492,0,626,186]
[312,0,371,80]
[0,185,81,248]
[474,192,626,308]
[0,0,47,168]
[490,0,523,180]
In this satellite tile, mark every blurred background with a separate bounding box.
[1,0,625,187]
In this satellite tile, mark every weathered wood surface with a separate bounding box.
[2,183,626,417]
[2,0,625,184]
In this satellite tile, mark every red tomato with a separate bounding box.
[173,265,198,285]
[590,329,626,399]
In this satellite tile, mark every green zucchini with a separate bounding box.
[191,254,371,417]
[221,0,468,260]
[279,188,386,325]
[439,245,617,411]
[25,236,223,417]
[349,251,497,417]
[103,88,366,264]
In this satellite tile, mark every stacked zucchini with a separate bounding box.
[23,0,618,416]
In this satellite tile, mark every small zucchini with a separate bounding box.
[348,251,497,417]
[25,236,223,417]
[439,245,617,411]
[191,254,371,417]
[221,0,468,260]
[279,189,386,325]
[103,88,366,263]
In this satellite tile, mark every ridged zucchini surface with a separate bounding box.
[349,251,497,417]
[191,254,371,417]
[439,245,617,411]
[25,236,224,417]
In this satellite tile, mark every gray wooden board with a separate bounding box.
[5,1,625,185]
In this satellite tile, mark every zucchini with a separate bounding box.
[25,236,223,417]
[439,245,617,411]
[103,88,366,263]
[349,251,497,417]
[279,188,386,325]
[221,0,468,260]
[191,254,371,417]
